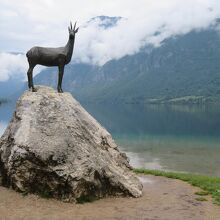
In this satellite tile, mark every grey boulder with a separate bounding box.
[0,86,142,202]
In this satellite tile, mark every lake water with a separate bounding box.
[0,102,220,176]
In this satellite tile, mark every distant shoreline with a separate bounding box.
[80,95,220,105]
[0,99,8,106]
[144,95,219,105]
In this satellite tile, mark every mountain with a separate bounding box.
[34,26,220,104]
[86,15,123,29]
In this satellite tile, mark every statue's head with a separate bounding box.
[68,21,79,39]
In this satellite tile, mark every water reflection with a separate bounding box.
[83,103,220,137]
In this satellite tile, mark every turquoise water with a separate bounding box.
[117,135,220,176]
[83,103,220,177]
[1,102,220,176]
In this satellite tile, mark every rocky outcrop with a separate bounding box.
[0,86,142,202]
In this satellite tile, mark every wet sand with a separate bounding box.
[0,175,219,220]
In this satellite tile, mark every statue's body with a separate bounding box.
[26,22,79,93]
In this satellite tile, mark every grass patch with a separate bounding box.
[134,169,220,205]
[196,197,208,202]
[195,191,209,196]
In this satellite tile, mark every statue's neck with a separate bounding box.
[65,36,75,63]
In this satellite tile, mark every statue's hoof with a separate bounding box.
[32,87,37,92]
[57,88,63,93]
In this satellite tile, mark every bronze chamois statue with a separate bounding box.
[26,22,79,93]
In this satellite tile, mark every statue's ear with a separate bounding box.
[75,27,79,33]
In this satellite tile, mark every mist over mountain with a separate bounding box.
[34,24,220,104]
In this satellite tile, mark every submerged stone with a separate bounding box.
[0,86,142,202]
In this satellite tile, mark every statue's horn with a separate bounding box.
[73,21,77,30]
[70,21,72,30]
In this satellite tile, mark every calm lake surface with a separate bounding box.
[0,102,220,176]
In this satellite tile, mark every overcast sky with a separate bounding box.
[0,0,220,81]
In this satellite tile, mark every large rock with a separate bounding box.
[0,86,142,202]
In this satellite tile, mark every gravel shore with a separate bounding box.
[0,175,219,220]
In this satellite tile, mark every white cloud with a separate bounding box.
[0,0,220,70]
[0,52,45,82]
[0,53,27,81]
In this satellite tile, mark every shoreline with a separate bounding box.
[135,169,220,205]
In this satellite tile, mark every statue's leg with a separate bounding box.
[30,68,37,92]
[57,65,64,93]
[27,61,36,92]
[30,65,37,92]
[27,66,32,89]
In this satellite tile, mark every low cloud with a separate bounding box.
[0,52,45,82]
[0,53,27,81]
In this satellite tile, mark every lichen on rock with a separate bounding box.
[0,86,142,202]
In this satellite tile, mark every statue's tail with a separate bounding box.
[26,49,32,58]
[26,47,37,59]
